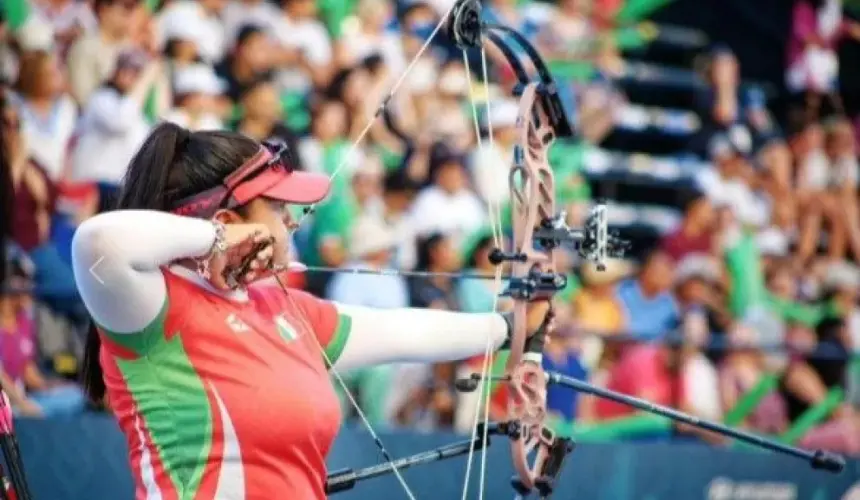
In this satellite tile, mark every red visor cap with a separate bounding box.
[229,151,331,206]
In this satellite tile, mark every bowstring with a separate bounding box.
[279,3,465,498]
[458,38,504,500]
[273,273,419,500]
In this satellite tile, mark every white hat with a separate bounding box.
[15,17,55,51]
[675,253,721,284]
[822,261,859,292]
[349,216,398,259]
[161,12,206,45]
[756,228,789,257]
[484,99,519,129]
[438,68,469,96]
[173,64,227,96]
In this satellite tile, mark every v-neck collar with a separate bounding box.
[168,265,250,303]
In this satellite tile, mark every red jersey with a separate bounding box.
[99,269,350,500]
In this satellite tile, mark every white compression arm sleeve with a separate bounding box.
[71,210,217,333]
[331,304,508,372]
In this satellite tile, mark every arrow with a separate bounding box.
[89,256,105,285]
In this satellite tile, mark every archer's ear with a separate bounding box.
[212,209,244,224]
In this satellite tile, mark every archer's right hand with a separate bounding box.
[206,223,274,290]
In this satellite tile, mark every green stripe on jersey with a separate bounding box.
[100,298,170,356]
[323,313,352,368]
[115,329,214,498]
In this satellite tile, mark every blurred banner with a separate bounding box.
[12,415,859,500]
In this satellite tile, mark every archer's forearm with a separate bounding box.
[330,304,508,372]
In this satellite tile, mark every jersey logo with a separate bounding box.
[274,315,298,342]
[226,314,250,333]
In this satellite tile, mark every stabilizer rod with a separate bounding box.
[546,371,846,474]
[326,423,501,494]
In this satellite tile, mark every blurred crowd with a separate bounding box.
[0,0,859,457]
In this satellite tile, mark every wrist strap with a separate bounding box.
[197,220,227,279]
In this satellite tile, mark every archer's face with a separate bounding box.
[236,198,294,268]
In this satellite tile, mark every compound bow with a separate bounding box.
[275,1,845,498]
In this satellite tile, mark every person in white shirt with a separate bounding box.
[156,0,227,64]
[162,64,226,131]
[66,0,135,105]
[471,98,519,207]
[268,0,334,93]
[11,50,78,182]
[70,50,159,208]
[221,0,280,47]
[336,0,406,74]
[326,216,411,426]
[410,145,487,248]
[695,133,770,230]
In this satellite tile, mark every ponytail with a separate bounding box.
[115,122,191,211]
[81,323,106,403]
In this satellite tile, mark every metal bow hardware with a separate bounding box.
[269,0,847,497]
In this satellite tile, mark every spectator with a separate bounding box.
[11,49,77,182]
[543,327,589,424]
[614,248,678,341]
[163,63,226,131]
[215,24,274,102]
[156,0,228,64]
[694,46,792,195]
[233,77,302,163]
[326,216,408,426]
[471,99,518,207]
[66,0,137,105]
[336,0,405,74]
[457,233,511,314]
[270,0,334,93]
[32,0,97,58]
[409,233,461,310]
[221,0,279,47]
[824,117,860,261]
[0,249,85,418]
[695,132,769,230]
[786,0,860,120]
[159,8,206,75]
[410,145,487,247]
[380,171,420,270]
[661,192,717,262]
[790,120,851,262]
[69,50,160,209]
[4,92,80,318]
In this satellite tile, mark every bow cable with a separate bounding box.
[277,3,494,498]
[458,32,504,500]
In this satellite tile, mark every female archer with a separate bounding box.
[71,122,550,500]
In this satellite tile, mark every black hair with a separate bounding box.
[236,24,266,49]
[81,122,260,404]
[465,235,494,268]
[415,233,447,271]
[383,169,420,193]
